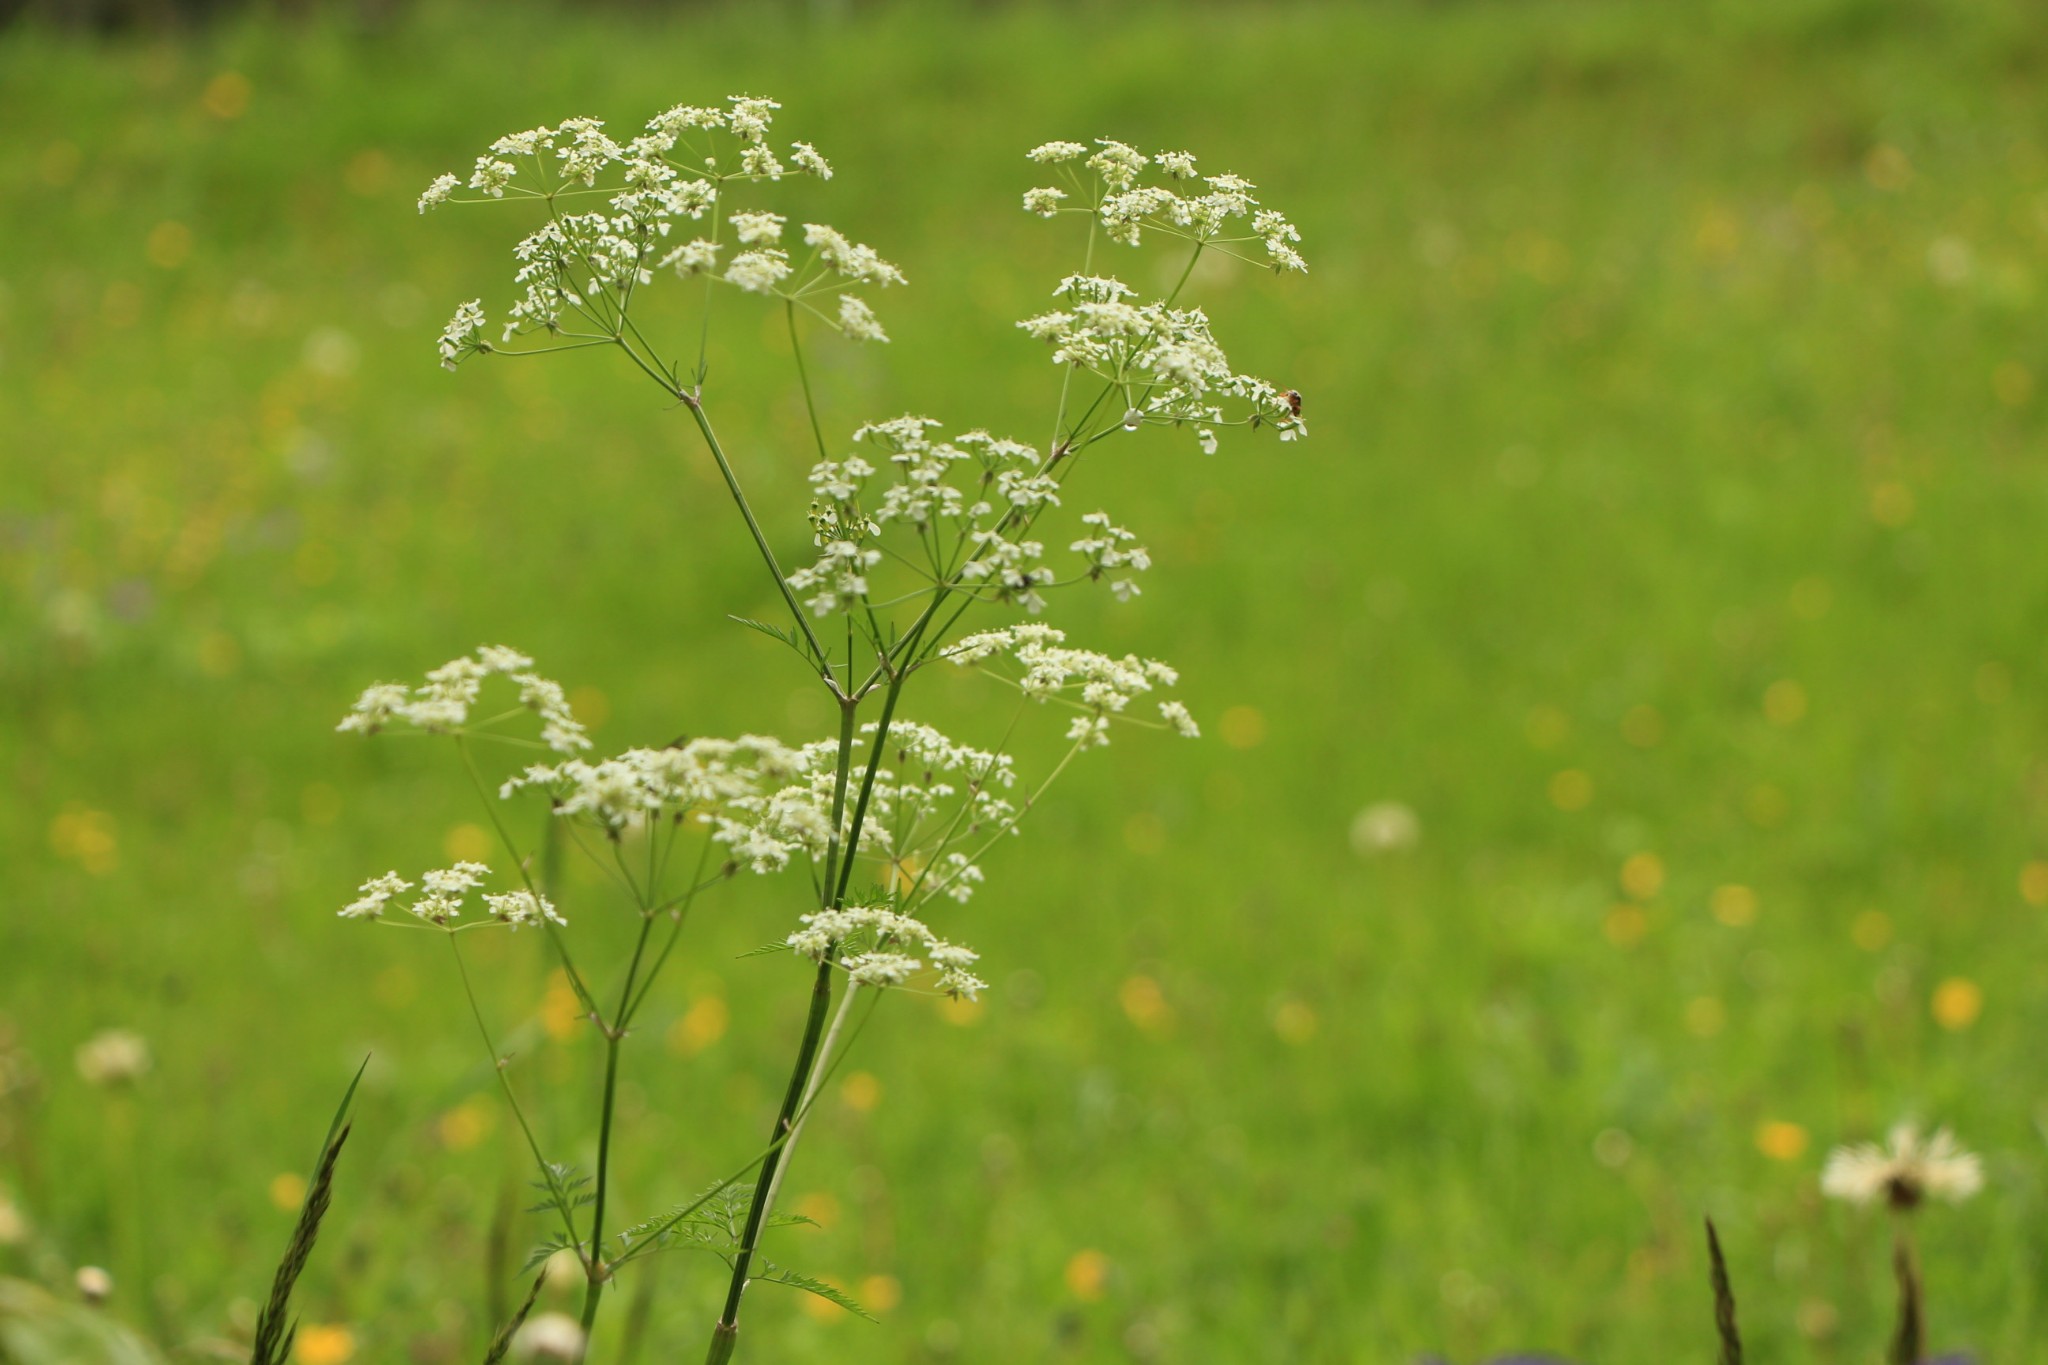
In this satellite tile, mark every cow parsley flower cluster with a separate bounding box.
[786,904,985,1000]
[417,95,899,365]
[946,624,1193,747]
[1019,275,1306,447]
[338,864,564,931]
[336,645,589,754]
[1022,138,1307,273]
[500,735,815,872]
[792,417,1162,615]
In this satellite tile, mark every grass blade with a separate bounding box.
[249,1060,367,1365]
[1704,1217,1742,1365]
[480,1273,545,1365]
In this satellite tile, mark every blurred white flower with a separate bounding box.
[75,1030,149,1088]
[1822,1122,1982,1210]
[513,1311,587,1362]
[75,1266,113,1304]
[1349,802,1420,855]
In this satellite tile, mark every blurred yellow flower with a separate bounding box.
[1119,975,1174,1036]
[1548,769,1593,811]
[1932,977,1982,1031]
[1763,679,1807,726]
[1710,884,1757,927]
[667,995,728,1056]
[442,822,492,863]
[2021,861,2048,907]
[1756,1120,1809,1161]
[840,1071,882,1113]
[1603,904,1648,947]
[268,1172,306,1213]
[293,1324,355,1365]
[541,970,583,1042]
[1064,1249,1110,1302]
[1218,705,1265,750]
[1620,852,1664,900]
[436,1095,494,1153]
[1271,997,1318,1045]
[859,1274,902,1314]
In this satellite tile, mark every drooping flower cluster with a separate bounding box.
[418,96,903,365]
[1019,275,1306,448]
[1022,138,1307,273]
[946,624,1195,747]
[1821,1123,1984,1210]
[786,903,986,1000]
[337,646,589,754]
[338,864,565,930]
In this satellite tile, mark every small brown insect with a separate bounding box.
[1282,389,1303,417]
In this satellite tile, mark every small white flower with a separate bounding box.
[337,682,411,735]
[1067,715,1111,748]
[728,210,785,245]
[1821,1123,1983,1210]
[661,238,720,277]
[725,249,791,294]
[1022,187,1067,218]
[837,294,888,343]
[423,862,490,895]
[1156,150,1199,179]
[340,870,411,919]
[469,157,517,198]
[1159,700,1199,738]
[1087,139,1148,190]
[726,94,781,143]
[417,173,459,213]
[791,141,832,179]
[845,952,921,988]
[437,299,487,372]
[485,889,566,930]
[1027,140,1089,163]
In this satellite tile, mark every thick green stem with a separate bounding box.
[819,696,860,909]
[704,957,837,1359]
[580,1036,623,1334]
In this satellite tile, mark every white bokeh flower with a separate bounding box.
[1821,1123,1983,1210]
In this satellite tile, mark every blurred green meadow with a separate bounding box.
[6,0,2048,1359]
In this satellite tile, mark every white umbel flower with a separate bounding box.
[417,173,460,213]
[837,294,888,343]
[1821,1123,1983,1210]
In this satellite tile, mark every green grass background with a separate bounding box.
[5,0,2048,1359]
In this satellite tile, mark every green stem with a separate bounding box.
[819,696,860,909]
[704,957,837,1360]
[787,299,831,465]
[682,397,838,683]
[580,1036,622,1334]
[456,738,601,1020]
[448,936,584,1260]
